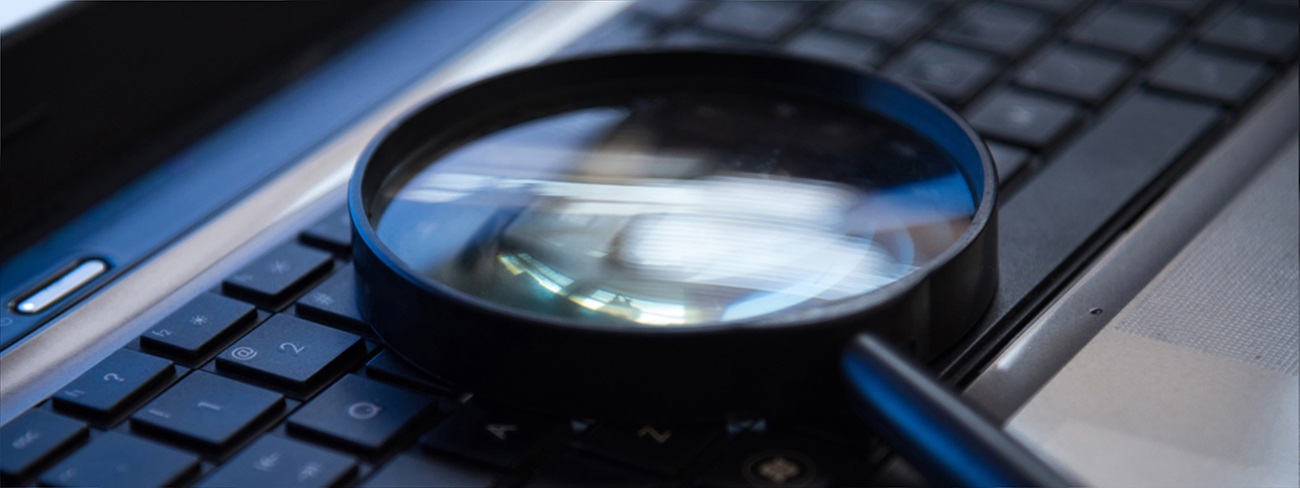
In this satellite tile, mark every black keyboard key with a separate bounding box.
[358,454,496,488]
[987,141,1032,184]
[1149,46,1271,105]
[784,29,886,68]
[885,41,998,103]
[966,88,1083,149]
[574,423,723,475]
[52,348,174,421]
[140,292,256,361]
[1068,5,1178,59]
[1017,44,1132,104]
[697,432,863,488]
[365,349,451,394]
[1198,4,1298,61]
[422,402,570,470]
[296,265,367,333]
[300,208,353,254]
[132,371,284,451]
[824,0,934,44]
[288,375,437,454]
[223,242,332,306]
[197,435,357,487]
[217,314,363,390]
[696,1,804,42]
[1,410,87,480]
[38,431,198,488]
[998,92,1220,304]
[933,2,1048,55]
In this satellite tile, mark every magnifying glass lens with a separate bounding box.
[372,90,976,328]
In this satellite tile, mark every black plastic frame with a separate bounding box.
[349,51,997,420]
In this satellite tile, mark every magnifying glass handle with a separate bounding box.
[842,334,1073,488]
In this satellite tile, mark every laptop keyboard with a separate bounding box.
[2,0,1295,486]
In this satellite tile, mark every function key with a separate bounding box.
[422,402,570,471]
[217,315,364,391]
[223,242,332,307]
[574,422,723,476]
[1,409,87,481]
[696,1,805,42]
[52,348,174,422]
[196,435,357,487]
[783,29,887,68]
[933,2,1048,55]
[38,431,199,488]
[1197,4,1299,61]
[1149,46,1271,105]
[824,0,935,45]
[884,41,999,104]
[295,265,368,334]
[358,454,496,488]
[1016,44,1132,104]
[140,292,257,362]
[966,88,1084,149]
[287,375,437,455]
[300,207,353,254]
[1068,4,1179,59]
[131,371,284,452]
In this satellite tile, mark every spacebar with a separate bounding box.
[993,91,1221,321]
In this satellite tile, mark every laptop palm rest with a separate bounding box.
[1003,134,1299,486]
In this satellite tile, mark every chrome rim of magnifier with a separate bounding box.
[349,50,998,420]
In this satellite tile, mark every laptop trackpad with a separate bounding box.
[1006,136,1299,487]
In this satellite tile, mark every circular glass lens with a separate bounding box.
[372,89,976,328]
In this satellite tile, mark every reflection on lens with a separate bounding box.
[374,91,975,328]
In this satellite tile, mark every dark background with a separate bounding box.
[0,2,403,262]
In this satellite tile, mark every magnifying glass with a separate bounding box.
[350,51,1067,487]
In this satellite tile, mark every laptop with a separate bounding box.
[2,1,1295,486]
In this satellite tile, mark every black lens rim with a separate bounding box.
[349,50,997,419]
